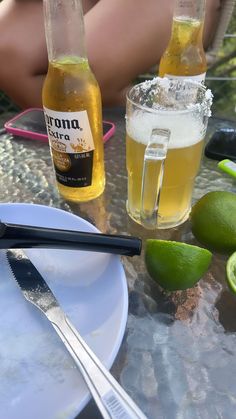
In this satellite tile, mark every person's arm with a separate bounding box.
[203,0,222,51]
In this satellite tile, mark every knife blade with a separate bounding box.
[6,249,147,419]
[0,221,142,256]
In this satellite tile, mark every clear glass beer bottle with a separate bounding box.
[42,0,105,202]
[159,0,207,82]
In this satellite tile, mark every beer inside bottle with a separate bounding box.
[42,0,105,202]
[159,0,207,81]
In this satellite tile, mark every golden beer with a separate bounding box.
[42,57,105,202]
[42,0,105,202]
[126,134,203,228]
[126,93,206,228]
[159,17,207,79]
[126,78,212,229]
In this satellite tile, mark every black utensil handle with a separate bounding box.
[0,222,142,256]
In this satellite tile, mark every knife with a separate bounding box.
[6,249,147,419]
[0,220,142,256]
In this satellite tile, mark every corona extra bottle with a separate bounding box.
[42,0,105,202]
[159,0,207,81]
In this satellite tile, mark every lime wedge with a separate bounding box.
[145,239,212,291]
[226,252,236,293]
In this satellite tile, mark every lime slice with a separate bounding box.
[145,239,212,291]
[226,252,236,293]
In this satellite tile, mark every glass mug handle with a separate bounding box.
[140,128,170,229]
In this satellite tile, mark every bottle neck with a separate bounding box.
[174,0,206,21]
[43,0,87,62]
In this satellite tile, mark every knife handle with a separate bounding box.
[0,222,142,256]
[48,307,147,419]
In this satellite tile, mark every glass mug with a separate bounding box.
[125,78,212,229]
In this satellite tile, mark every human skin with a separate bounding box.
[0,0,221,108]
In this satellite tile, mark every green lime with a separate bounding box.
[145,239,212,291]
[191,191,236,254]
[226,252,236,294]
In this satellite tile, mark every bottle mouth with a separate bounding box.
[174,1,206,21]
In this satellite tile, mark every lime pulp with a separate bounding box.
[226,251,236,293]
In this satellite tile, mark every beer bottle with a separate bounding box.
[42,0,105,202]
[159,0,207,82]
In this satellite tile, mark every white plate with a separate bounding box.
[0,203,128,419]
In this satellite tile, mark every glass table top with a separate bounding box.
[0,77,236,418]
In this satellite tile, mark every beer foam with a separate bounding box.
[126,111,205,149]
